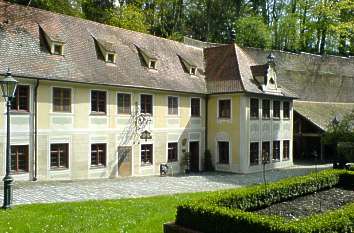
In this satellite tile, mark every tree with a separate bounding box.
[234,16,271,48]
[106,5,150,33]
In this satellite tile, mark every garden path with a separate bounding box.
[1,164,331,205]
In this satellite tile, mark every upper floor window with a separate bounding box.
[141,94,153,115]
[273,100,280,119]
[168,96,178,115]
[149,60,157,69]
[283,101,290,119]
[168,142,178,162]
[273,141,280,162]
[11,145,29,174]
[50,143,69,170]
[11,85,29,112]
[283,140,290,160]
[218,99,231,119]
[53,87,71,112]
[250,142,259,166]
[218,141,229,164]
[141,144,153,166]
[262,99,270,119]
[91,90,106,114]
[117,93,131,114]
[107,53,115,63]
[91,143,106,167]
[191,98,200,117]
[250,98,259,119]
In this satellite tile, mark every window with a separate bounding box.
[141,94,153,115]
[91,90,106,114]
[11,85,29,112]
[273,100,280,118]
[91,144,106,167]
[191,98,200,117]
[11,145,29,174]
[168,96,178,115]
[168,143,178,162]
[53,44,63,55]
[117,93,131,114]
[149,60,156,69]
[283,140,290,160]
[141,144,153,166]
[50,143,69,169]
[283,102,290,119]
[190,67,197,75]
[262,99,270,119]
[250,142,259,166]
[273,141,280,162]
[53,87,71,112]
[218,99,231,118]
[262,142,270,163]
[218,141,229,164]
[250,98,259,118]
[107,53,115,63]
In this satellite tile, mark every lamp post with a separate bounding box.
[0,68,18,209]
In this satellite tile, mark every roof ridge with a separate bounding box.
[2,1,203,52]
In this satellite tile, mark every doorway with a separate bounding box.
[118,146,132,176]
[189,141,199,172]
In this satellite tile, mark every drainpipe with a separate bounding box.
[205,95,208,151]
[32,79,39,181]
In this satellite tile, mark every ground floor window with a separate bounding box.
[11,145,29,174]
[250,142,259,166]
[262,141,270,163]
[168,143,178,162]
[283,140,290,160]
[50,143,69,169]
[91,143,107,167]
[218,141,229,164]
[273,141,280,162]
[141,144,153,166]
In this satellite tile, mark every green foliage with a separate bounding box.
[176,169,354,233]
[322,110,354,145]
[235,16,271,48]
[204,149,214,171]
[105,5,149,33]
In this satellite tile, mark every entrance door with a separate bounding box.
[118,146,132,177]
[189,141,199,172]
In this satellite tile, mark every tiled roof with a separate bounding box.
[0,2,206,94]
[293,101,354,130]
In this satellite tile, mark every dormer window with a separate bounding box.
[39,24,65,56]
[149,60,156,69]
[136,45,158,70]
[190,67,197,75]
[107,53,115,63]
[53,43,64,55]
[93,36,117,64]
[178,55,198,76]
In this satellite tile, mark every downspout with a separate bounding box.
[32,79,39,181]
[205,95,208,152]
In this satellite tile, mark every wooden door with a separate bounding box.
[189,141,199,172]
[118,146,132,177]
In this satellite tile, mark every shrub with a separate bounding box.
[175,170,354,233]
[204,150,214,172]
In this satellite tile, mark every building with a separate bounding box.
[0,2,297,180]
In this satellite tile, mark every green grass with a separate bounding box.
[0,192,203,233]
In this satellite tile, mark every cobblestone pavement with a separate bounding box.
[1,164,331,205]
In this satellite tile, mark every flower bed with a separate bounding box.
[173,170,354,233]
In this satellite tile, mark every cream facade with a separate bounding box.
[0,80,206,180]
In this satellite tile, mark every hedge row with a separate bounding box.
[176,169,354,233]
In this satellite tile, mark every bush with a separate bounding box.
[204,150,214,172]
[175,170,354,233]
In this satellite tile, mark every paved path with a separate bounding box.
[2,164,331,205]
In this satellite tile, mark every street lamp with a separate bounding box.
[267,52,275,65]
[0,68,18,209]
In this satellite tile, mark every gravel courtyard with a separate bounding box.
[2,164,331,205]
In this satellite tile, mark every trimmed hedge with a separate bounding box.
[176,169,354,233]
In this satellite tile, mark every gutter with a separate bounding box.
[205,95,208,152]
[32,79,39,181]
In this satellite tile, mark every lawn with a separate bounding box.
[0,192,203,233]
